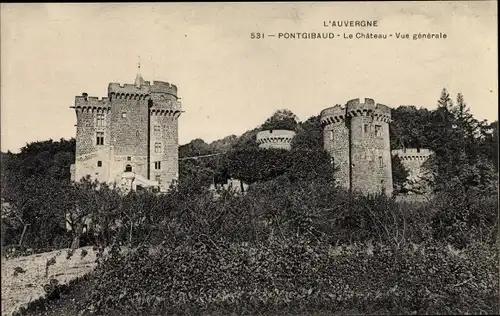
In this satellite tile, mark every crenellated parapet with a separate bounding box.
[150,81,178,96]
[320,98,392,126]
[108,82,150,95]
[256,130,296,150]
[392,148,434,161]
[73,94,111,113]
[107,81,178,99]
[320,104,347,126]
[345,98,391,122]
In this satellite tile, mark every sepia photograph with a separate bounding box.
[1,2,498,315]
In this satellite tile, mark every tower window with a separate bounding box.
[127,156,131,161]
[154,125,161,137]
[329,130,334,140]
[125,164,132,172]
[122,112,127,118]
[378,156,384,168]
[154,142,162,153]
[96,132,104,145]
[155,161,161,170]
[375,125,382,137]
[96,113,105,127]
[97,161,102,167]
[363,124,369,135]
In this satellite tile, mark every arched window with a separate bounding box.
[125,164,132,172]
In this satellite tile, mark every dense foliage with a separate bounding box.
[78,240,497,316]
[260,109,299,131]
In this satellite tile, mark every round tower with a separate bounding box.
[347,98,392,195]
[320,98,393,195]
[256,129,296,150]
[320,105,350,190]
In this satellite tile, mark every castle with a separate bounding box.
[68,67,430,196]
[321,98,394,195]
[70,66,182,193]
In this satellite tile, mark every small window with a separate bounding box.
[125,164,132,172]
[155,161,161,170]
[153,125,161,136]
[122,112,127,118]
[96,132,104,145]
[329,130,334,140]
[375,125,382,137]
[127,156,131,161]
[363,124,369,135]
[378,156,384,168]
[97,161,102,167]
[155,175,161,185]
[96,113,105,127]
[154,142,162,153]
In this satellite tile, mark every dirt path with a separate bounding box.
[1,247,97,316]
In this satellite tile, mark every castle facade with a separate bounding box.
[70,69,182,193]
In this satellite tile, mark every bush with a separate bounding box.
[80,240,498,315]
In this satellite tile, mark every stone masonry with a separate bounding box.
[70,68,182,193]
[256,130,296,150]
[321,98,393,195]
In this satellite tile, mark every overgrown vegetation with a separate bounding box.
[2,88,499,315]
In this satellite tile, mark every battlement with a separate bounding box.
[346,98,392,121]
[256,130,296,150]
[74,94,110,108]
[321,98,392,126]
[391,148,434,160]
[150,81,178,96]
[107,80,178,97]
[108,82,150,96]
[320,104,347,126]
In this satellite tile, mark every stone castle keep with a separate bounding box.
[321,98,394,195]
[70,67,182,193]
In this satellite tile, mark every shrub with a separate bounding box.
[80,240,498,315]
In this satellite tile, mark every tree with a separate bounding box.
[424,89,496,193]
[390,106,431,150]
[261,109,298,131]
[391,155,409,193]
[291,115,323,151]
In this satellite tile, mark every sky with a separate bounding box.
[1,2,498,153]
